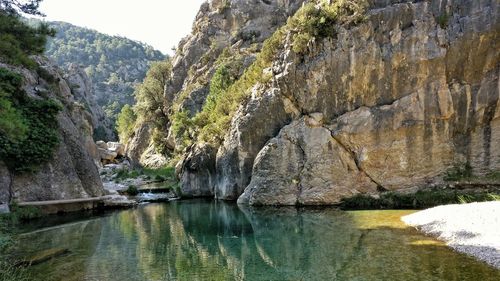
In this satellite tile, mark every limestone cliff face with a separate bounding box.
[177,0,499,205]
[0,58,105,204]
[64,64,116,142]
[126,0,307,167]
[240,0,500,204]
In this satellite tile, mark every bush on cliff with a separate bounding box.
[290,0,368,54]
[0,68,61,172]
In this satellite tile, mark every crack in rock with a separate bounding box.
[325,126,385,190]
[281,133,307,205]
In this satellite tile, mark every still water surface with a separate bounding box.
[16,200,500,281]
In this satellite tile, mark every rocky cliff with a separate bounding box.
[0,58,105,209]
[134,0,499,205]
[64,64,116,141]
[126,0,307,167]
[237,0,499,205]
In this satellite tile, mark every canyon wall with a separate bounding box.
[0,58,105,207]
[135,0,499,205]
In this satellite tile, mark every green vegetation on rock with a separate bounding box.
[116,104,136,142]
[29,20,165,123]
[437,12,449,29]
[0,67,61,172]
[126,185,139,196]
[0,10,54,68]
[289,0,367,54]
[115,166,176,182]
[340,189,500,210]
[133,59,172,153]
[169,0,368,147]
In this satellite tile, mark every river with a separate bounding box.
[15,200,500,281]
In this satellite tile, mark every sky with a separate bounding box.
[35,0,206,55]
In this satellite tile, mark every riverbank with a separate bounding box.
[402,201,500,269]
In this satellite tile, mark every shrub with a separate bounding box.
[289,0,368,54]
[444,162,473,181]
[0,94,27,142]
[126,185,139,196]
[0,68,62,172]
[339,189,500,210]
[437,12,449,29]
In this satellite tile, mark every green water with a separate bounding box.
[15,200,500,281]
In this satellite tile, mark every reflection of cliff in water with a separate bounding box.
[18,202,500,281]
[18,219,103,281]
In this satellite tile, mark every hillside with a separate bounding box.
[37,20,166,139]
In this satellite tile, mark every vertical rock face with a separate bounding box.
[238,116,378,205]
[179,144,217,197]
[64,64,116,141]
[178,0,499,204]
[235,0,500,204]
[126,0,307,169]
[215,89,292,200]
[0,58,105,202]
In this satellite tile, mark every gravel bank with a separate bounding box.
[402,201,500,269]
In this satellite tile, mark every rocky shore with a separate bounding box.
[402,202,500,269]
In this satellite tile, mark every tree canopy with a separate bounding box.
[0,0,44,16]
[34,20,166,123]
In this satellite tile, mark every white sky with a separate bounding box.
[35,0,207,55]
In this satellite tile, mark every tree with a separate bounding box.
[116,104,136,143]
[0,0,44,16]
[0,9,55,68]
[134,59,172,123]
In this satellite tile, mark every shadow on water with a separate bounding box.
[14,200,500,281]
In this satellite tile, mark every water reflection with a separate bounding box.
[17,200,500,281]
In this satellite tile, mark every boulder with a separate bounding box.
[96,141,108,150]
[238,118,378,205]
[107,142,125,156]
[125,122,152,168]
[98,148,117,161]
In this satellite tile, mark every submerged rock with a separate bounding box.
[102,195,137,208]
[18,248,70,267]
